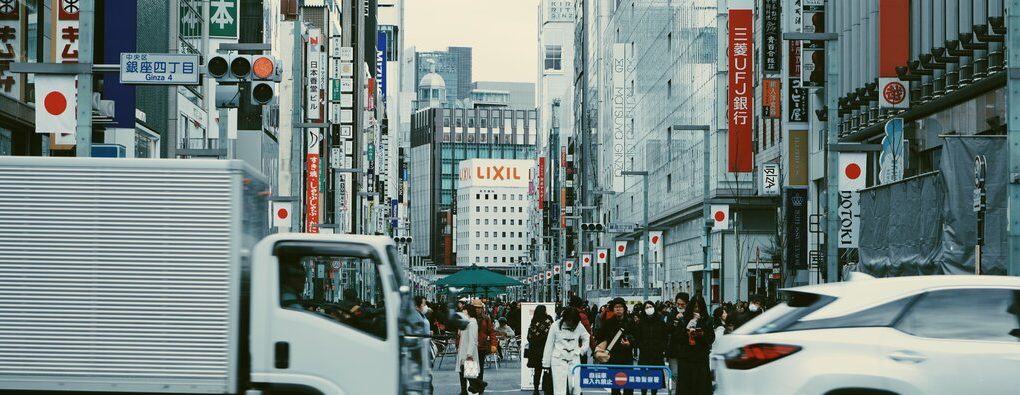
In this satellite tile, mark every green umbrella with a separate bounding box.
[434,265,523,288]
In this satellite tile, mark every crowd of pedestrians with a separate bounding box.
[412,292,770,395]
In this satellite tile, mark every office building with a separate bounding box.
[414,46,472,106]
[472,81,536,109]
[456,159,535,267]
[410,106,538,267]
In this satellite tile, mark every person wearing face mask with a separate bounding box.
[635,300,668,395]
[732,294,765,330]
[664,292,689,392]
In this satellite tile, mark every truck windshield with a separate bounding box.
[279,253,389,340]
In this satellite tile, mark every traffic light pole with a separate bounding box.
[75,0,95,157]
[290,0,305,233]
[1007,0,1020,276]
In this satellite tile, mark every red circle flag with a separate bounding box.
[845,163,862,180]
[651,235,660,244]
[277,208,289,219]
[583,256,590,263]
[599,252,607,259]
[44,92,67,115]
[714,211,726,222]
[617,245,625,252]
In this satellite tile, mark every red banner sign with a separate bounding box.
[305,153,320,233]
[538,157,546,210]
[727,5,753,172]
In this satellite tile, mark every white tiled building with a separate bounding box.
[456,159,535,267]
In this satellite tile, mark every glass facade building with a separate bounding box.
[415,47,473,105]
[410,107,538,266]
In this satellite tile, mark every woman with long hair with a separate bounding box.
[543,307,590,394]
[683,296,715,395]
[456,303,480,395]
[526,305,554,395]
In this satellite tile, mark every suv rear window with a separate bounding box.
[783,295,916,332]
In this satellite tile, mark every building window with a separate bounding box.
[519,219,524,225]
[476,244,480,250]
[476,207,480,212]
[485,232,489,237]
[502,219,507,225]
[476,219,480,225]
[475,257,480,263]
[667,79,672,99]
[485,207,489,213]
[485,219,490,225]
[476,231,480,237]
[667,174,672,192]
[502,207,507,213]
[502,232,507,237]
[476,194,480,199]
[544,45,562,71]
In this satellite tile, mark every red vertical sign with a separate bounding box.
[728,5,753,172]
[538,157,546,210]
[305,153,321,233]
[879,0,909,77]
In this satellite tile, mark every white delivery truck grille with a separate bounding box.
[0,165,235,390]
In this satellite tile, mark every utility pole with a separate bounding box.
[290,0,305,233]
[670,125,712,303]
[622,171,649,301]
[1007,0,1020,276]
[75,0,95,157]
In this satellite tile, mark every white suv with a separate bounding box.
[712,274,1020,395]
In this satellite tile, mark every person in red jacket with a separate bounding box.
[471,299,497,393]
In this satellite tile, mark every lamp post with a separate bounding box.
[783,32,840,283]
[621,171,650,300]
[670,125,712,304]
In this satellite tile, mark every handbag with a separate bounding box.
[593,328,623,364]
[542,368,554,394]
[463,358,480,379]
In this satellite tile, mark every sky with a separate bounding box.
[403,0,540,83]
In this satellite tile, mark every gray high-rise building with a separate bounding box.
[415,47,473,105]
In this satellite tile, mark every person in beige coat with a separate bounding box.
[456,303,480,395]
[542,308,590,394]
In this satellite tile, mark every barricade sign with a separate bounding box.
[573,364,671,391]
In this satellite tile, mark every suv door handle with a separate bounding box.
[888,350,927,364]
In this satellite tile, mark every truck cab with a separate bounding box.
[248,234,431,395]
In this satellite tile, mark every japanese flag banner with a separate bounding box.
[615,241,628,257]
[581,254,592,268]
[271,201,292,230]
[596,249,609,264]
[711,205,731,230]
[648,231,663,255]
[35,75,76,134]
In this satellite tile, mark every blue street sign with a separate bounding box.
[575,364,669,390]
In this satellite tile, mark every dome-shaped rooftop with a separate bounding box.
[419,72,446,89]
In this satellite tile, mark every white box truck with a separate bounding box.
[0,157,433,394]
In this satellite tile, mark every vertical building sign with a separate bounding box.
[0,1,21,100]
[762,79,781,119]
[376,31,387,103]
[538,156,546,210]
[306,129,322,233]
[788,130,809,186]
[838,153,867,248]
[611,44,629,191]
[787,1,807,123]
[761,0,782,73]
[728,0,754,172]
[306,28,322,120]
[760,163,780,196]
[208,0,238,38]
[784,187,809,270]
[54,0,80,64]
[878,0,909,109]
[801,0,825,88]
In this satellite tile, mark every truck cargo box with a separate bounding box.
[0,157,269,393]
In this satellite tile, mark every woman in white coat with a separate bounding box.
[456,303,480,395]
[542,308,590,395]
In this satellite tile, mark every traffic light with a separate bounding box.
[250,55,282,105]
[580,223,605,232]
[206,54,252,82]
[394,236,413,243]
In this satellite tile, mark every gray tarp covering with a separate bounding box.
[859,173,944,276]
[859,136,1007,276]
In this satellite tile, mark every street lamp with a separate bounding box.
[670,124,712,304]
[621,170,650,301]
[783,32,840,283]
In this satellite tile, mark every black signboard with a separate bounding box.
[762,0,782,73]
[785,187,809,270]
[788,78,808,123]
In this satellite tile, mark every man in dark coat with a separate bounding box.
[597,298,636,395]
